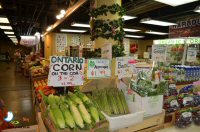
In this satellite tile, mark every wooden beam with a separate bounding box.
[44,0,87,35]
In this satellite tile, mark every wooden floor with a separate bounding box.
[0,62,36,127]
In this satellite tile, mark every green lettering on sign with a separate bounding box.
[186,38,200,44]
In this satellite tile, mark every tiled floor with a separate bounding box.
[0,62,36,127]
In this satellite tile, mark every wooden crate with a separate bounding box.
[164,112,176,128]
[115,110,165,132]
[37,112,48,132]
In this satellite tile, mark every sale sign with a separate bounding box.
[87,59,111,79]
[152,45,167,62]
[48,56,85,87]
[187,47,197,62]
[115,57,136,79]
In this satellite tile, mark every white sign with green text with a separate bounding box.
[87,59,111,79]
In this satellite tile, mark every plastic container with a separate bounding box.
[102,102,144,131]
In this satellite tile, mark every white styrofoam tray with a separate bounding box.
[102,102,144,131]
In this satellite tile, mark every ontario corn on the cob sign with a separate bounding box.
[87,59,111,79]
[48,56,85,86]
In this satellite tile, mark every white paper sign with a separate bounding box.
[143,52,150,59]
[55,34,67,53]
[101,44,112,59]
[115,57,136,78]
[152,45,167,62]
[87,59,111,79]
[187,47,197,62]
[48,56,85,86]
[123,38,130,56]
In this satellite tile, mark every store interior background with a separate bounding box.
[0,0,200,132]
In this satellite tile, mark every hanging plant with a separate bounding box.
[112,44,125,58]
[89,3,126,42]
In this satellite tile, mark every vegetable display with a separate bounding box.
[39,91,105,130]
[92,88,129,116]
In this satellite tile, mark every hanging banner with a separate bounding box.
[48,56,85,87]
[101,44,112,59]
[115,57,136,79]
[152,45,167,62]
[187,47,197,62]
[169,17,200,38]
[55,33,67,53]
[87,59,111,79]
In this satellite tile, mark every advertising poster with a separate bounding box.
[48,56,85,86]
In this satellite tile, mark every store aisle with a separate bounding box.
[0,62,36,127]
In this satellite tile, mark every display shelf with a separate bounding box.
[176,83,192,90]
[115,110,165,132]
[164,112,176,128]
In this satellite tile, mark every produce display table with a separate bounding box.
[2,125,38,132]
[115,110,165,132]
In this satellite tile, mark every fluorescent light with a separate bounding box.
[0,25,12,30]
[4,31,14,34]
[154,0,198,6]
[125,34,144,38]
[8,35,15,38]
[71,23,90,28]
[140,18,177,26]
[60,29,87,33]
[46,26,52,31]
[194,6,200,13]
[145,31,168,35]
[122,15,137,21]
[21,36,35,39]
[60,9,66,15]
[0,17,9,23]
[124,28,141,32]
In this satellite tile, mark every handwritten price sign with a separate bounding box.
[152,45,167,62]
[48,56,85,87]
[87,59,111,79]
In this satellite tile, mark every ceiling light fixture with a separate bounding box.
[60,9,66,15]
[4,31,14,34]
[140,18,177,26]
[0,17,9,23]
[0,25,12,30]
[8,35,15,38]
[60,29,87,33]
[154,0,198,6]
[124,28,141,32]
[122,15,137,21]
[145,31,168,35]
[46,26,52,31]
[0,4,2,9]
[71,23,90,28]
[125,34,144,38]
[194,5,200,13]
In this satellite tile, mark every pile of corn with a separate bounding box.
[92,88,129,116]
[39,91,105,130]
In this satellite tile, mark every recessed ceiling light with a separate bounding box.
[140,18,177,26]
[194,6,200,13]
[122,15,137,21]
[154,0,198,6]
[60,9,66,15]
[0,4,2,9]
[71,23,90,28]
[145,31,168,35]
[0,17,9,23]
[125,34,144,38]
[60,29,87,33]
[4,31,14,34]
[0,25,12,30]
[124,28,141,32]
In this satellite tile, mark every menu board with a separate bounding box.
[55,34,67,53]
[48,56,85,87]
[87,59,111,79]
[152,45,167,62]
[115,57,136,78]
